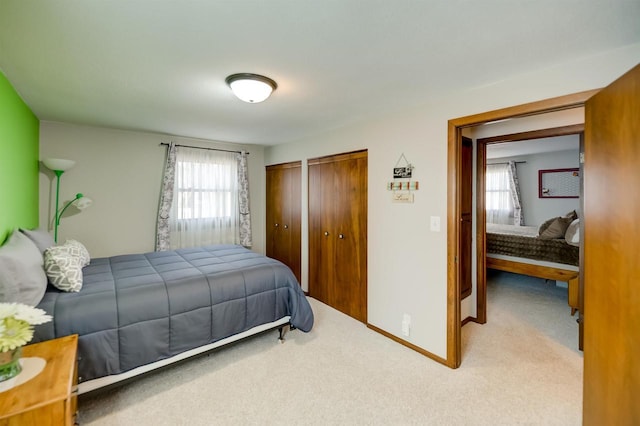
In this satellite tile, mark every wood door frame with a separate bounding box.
[475,124,584,324]
[446,89,599,368]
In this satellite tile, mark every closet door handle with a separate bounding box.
[275,223,279,227]
[284,224,289,229]
[324,231,329,237]
[339,234,344,239]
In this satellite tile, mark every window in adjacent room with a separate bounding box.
[485,163,514,224]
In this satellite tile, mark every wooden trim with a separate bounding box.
[265,161,302,170]
[367,323,448,366]
[461,317,479,326]
[447,90,599,370]
[450,90,599,128]
[477,124,585,144]
[446,121,461,368]
[486,257,578,282]
[476,140,487,324]
[307,149,368,165]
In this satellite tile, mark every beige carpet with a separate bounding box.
[79,271,582,425]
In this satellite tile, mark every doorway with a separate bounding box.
[475,124,584,325]
[445,89,598,368]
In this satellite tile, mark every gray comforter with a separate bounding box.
[33,245,313,383]
[486,223,579,266]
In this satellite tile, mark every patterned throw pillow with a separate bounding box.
[44,241,88,292]
[64,239,91,266]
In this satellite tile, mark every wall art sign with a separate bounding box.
[393,153,413,179]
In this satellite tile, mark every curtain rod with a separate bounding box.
[159,142,249,155]
[487,160,526,165]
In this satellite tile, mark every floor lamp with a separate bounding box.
[43,158,92,243]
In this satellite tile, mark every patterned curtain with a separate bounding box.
[507,160,524,226]
[237,151,252,247]
[156,142,176,251]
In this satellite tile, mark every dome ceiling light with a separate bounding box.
[225,73,277,103]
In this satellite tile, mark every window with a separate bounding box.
[169,147,240,248]
[486,163,513,224]
[174,161,234,220]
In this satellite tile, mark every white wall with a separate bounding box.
[265,44,640,360]
[38,122,266,258]
[488,149,581,227]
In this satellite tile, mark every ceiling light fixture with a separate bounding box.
[225,73,277,103]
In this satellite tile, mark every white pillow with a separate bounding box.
[565,219,580,246]
[44,241,86,292]
[0,230,47,305]
[20,228,56,254]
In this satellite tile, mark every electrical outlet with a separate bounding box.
[401,314,411,337]
[430,216,440,232]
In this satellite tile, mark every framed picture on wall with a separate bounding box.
[538,168,580,198]
[393,167,412,179]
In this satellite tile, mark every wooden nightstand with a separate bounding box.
[0,334,78,426]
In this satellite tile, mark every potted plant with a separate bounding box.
[0,303,52,382]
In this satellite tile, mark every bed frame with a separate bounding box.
[486,256,580,315]
[79,317,292,394]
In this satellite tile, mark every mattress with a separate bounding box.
[33,244,314,384]
[486,223,579,266]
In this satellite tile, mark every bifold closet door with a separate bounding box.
[308,159,334,305]
[266,162,301,283]
[309,150,367,323]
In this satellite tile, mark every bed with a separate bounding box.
[485,221,580,313]
[31,243,314,394]
[486,222,578,266]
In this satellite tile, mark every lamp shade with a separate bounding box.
[75,195,92,210]
[225,73,277,103]
[43,158,76,172]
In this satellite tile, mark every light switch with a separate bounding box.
[430,216,440,232]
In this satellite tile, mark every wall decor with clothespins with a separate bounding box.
[388,153,419,203]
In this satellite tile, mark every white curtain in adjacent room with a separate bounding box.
[486,163,513,224]
[169,147,240,249]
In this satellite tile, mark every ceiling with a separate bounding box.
[487,135,579,159]
[1,1,639,146]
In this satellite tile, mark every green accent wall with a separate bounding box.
[0,71,39,244]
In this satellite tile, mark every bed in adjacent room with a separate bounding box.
[25,240,314,394]
[485,217,580,313]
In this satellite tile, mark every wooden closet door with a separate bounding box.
[308,160,335,305]
[286,166,302,283]
[309,150,367,323]
[333,153,367,322]
[266,166,284,261]
[266,162,301,283]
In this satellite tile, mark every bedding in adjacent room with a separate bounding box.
[486,223,579,266]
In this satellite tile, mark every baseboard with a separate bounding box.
[461,316,476,326]
[366,323,448,366]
